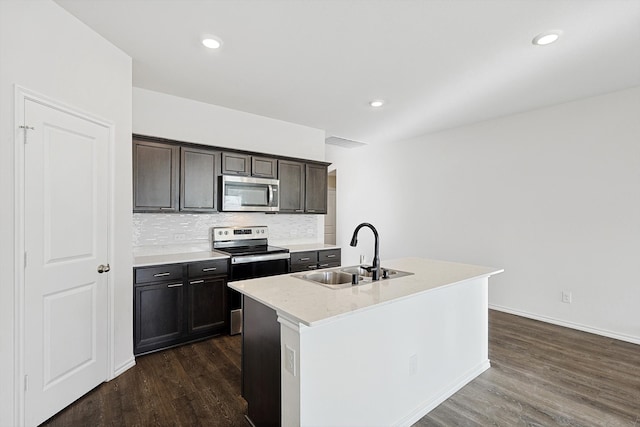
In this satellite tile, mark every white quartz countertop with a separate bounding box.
[283,243,340,252]
[228,257,503,327]
[133,243,340,267]
[133,251,229,267]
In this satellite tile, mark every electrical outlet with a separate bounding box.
[409,354,418,376]
[562,291,572,304]
[285,345,296,376]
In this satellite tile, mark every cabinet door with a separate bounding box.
[187,276,227,336]
[134,281,184,355]
[278,160,305,213]
[181,147,218,212]
[305,163,328,214]
[252,156,277,178]
[133,139,179,212]
[222,152,251,175]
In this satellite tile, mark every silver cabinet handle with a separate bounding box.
[202,267,217,272]
[154,272,170,277]
[97,264,110,273]
[319,263,329,268]
[190,280,204,285]
[167,283,183,288]
[299,257,310,261]
[326,254,336,258]
[295,209,304,212]
[307,209,316,212]
[307,265,318,270]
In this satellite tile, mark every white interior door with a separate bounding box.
[23,98,110,426]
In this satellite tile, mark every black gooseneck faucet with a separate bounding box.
[349,223,381,281]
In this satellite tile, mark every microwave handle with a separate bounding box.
[268,184,274,205]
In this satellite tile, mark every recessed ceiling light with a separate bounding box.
[202,36,222,49]
[369,100,385,108]
[532,31,561,46]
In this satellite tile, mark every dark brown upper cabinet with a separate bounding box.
[133,138,179,212]
[180,146,218,212]
[278,160,305,213]
[305,163,328,214]
[278,160,328,214]
[251,156,278,178]
[133,134,329,214]
[221,152,251,176]
[222,152,278,178]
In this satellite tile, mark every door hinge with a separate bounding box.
[19,125,34,144]
[24,375,28,392]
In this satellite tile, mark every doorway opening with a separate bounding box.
[324,170,336,244]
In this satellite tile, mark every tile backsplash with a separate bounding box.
[133,213,321,255]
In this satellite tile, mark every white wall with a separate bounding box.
[0,1,132,424]
[133,87,326,161]
[327,87,640,344]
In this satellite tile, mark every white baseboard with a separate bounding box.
[111,356,136,379]
[394,360,491,427]
[489,304,640,345]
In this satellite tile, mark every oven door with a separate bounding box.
[228,253,290,335]
[221,175,279,212]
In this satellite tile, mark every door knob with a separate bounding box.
[97,264,111,274]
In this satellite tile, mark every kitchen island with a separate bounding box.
[229,257,503,427]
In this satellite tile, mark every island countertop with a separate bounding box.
[228,257,503,327]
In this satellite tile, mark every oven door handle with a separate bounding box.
[231,252,291,264]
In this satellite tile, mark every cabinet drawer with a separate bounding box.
[290,251,318,265]
[318,262,340,270]
[187,259,228,278]
[319,249,341,263]
[290,262,321,273]
[135,264,183,284]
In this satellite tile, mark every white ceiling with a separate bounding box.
[55,0,640,145]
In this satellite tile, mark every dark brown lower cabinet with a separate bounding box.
[290,248,341,273]
[134,260,228,356]
[242,296,281,427]
[134,281,185,355]
[187,276,226,337]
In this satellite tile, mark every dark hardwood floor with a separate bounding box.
[42,334,247,427]
[42,310,640,426]
[417,311,640,426]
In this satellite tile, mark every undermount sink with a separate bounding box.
[301,271,356,285]
[341,266,401,278]
[294,266,414,289]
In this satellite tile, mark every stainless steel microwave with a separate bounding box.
[221,175,280,212]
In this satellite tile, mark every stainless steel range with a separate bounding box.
[211,226,290,334]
